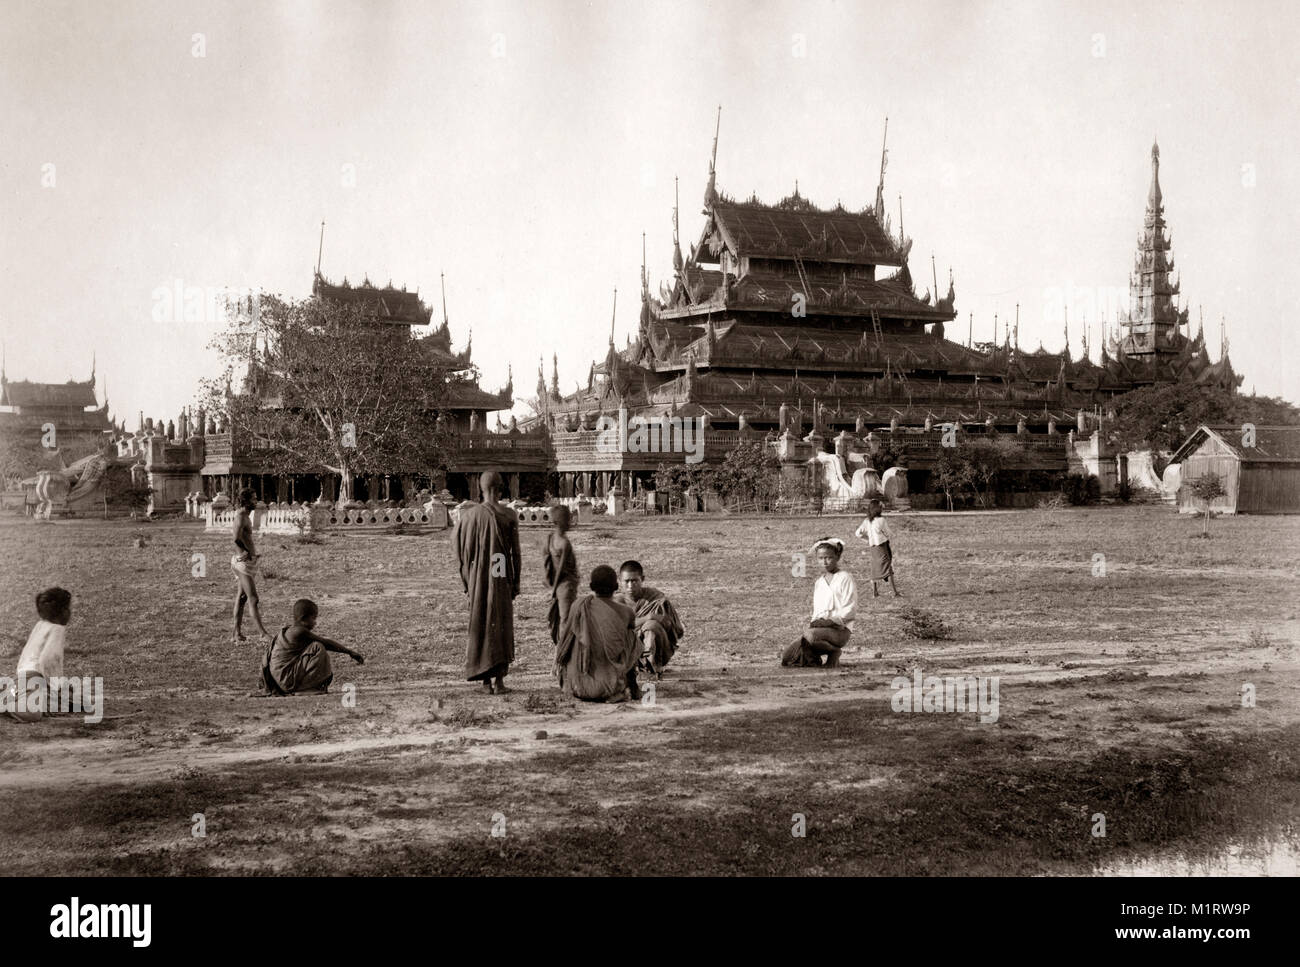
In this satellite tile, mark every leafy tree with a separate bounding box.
[652,461,712,508]
[1107,383,1300,453]
[965,435,1022,507]
[933,448,973,512]
[0,434,49,490]
[199,293,459,502]
[709,439,781,505]
[1187,472,1227,536]
[102,467,152,517]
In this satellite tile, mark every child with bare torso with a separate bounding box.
[231,488,270,642]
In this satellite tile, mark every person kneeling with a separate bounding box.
[260,598,364,696]
[555,566,641,703]
[781,538,857,668]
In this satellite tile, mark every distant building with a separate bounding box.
[1169,425,1300,515]
[0,360,114,465]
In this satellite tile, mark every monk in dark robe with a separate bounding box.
[261,598,364,695]
[615,560,685,678]
[555,565,642,702]
[453,471,522,694]
[544,505,579,648]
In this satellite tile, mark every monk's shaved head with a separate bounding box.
[480,471,504,495]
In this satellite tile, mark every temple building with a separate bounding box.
[191,272,530,504]
[526,127,1242,500]
[0,359,114,467]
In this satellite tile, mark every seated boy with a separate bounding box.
[260,598,364,696]
[555,565,642,702]
[6,587,73,722]
[614,560,685,678]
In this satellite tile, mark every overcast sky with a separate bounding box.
[2,0,1296,428]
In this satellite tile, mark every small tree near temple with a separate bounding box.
[710,439,781,507]
[933,448,973,512]
[1187,471,1227,536]
[198,292,458,503]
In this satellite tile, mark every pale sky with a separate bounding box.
[2,0,1297,428]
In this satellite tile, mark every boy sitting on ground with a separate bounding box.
[260,598,364,696]
[6,587,77,722]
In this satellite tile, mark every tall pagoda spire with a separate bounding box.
[1121,139,1188,359]
[703,106,721,210]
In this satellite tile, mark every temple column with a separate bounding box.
[509,473,520,500]
[469,474,481,501]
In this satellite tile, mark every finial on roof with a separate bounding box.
[672,176,683,273]
[1147,138,1162,210]
[610,287,618,346]
[316,220,325,276]
[704,105,721,209]
[440,271,449,328]
[875,116,889,217]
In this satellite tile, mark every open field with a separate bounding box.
[1,505,1298,875]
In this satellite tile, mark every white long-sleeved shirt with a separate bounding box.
[811,570,858,631]
[16,619,66,681]
[855,515,893,547]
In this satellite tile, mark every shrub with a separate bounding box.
[1062,473,1100,505]
[898,605,953,640]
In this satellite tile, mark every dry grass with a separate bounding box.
[0,505,1297,874]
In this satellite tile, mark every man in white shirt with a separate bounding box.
[781,538,858,668]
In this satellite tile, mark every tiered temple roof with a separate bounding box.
[0,360,115,460]
[528,132,1241,448]
[303,271,511,413]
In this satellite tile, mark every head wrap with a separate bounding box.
[810,537,844,556]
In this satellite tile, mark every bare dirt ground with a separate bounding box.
[1,505,1297,875]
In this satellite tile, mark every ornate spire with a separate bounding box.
[610,286,618,346]
[703,105,721,210]
[1148,139,1162,211]
[551,352,560,398]
[875,116,889,217]
[504,363,513,397]
[672,176,683,273]
[1064,305,1071,362]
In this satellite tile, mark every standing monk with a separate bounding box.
[453,471,521,694]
